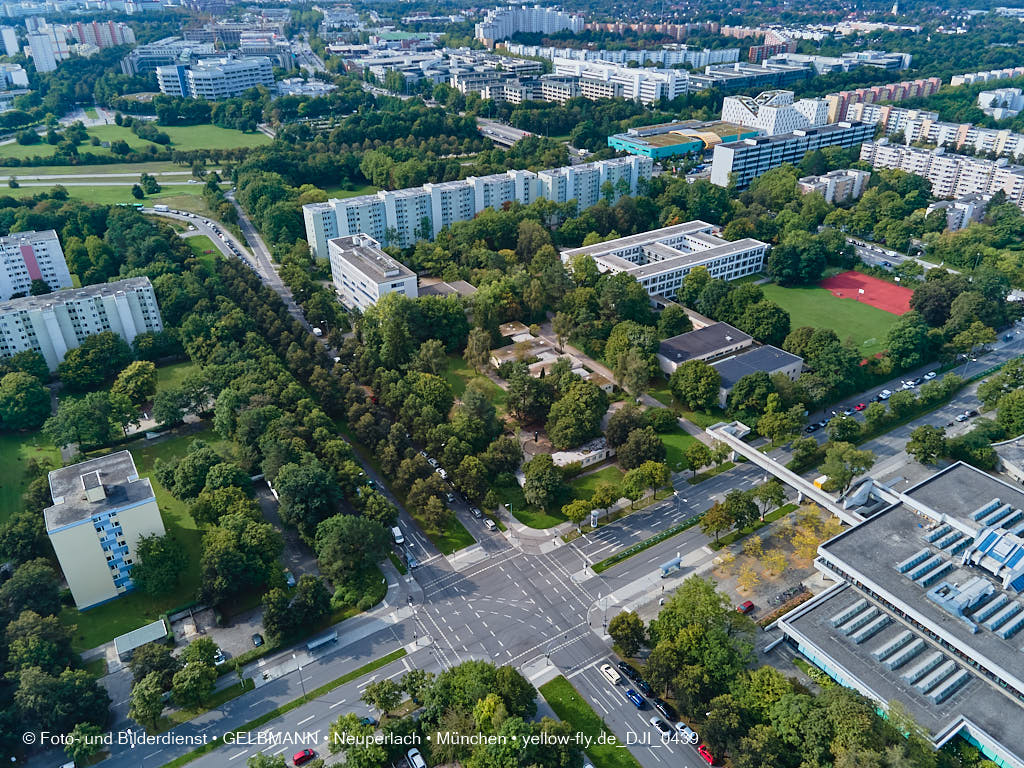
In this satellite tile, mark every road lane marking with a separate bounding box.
[297,715,315,726]
[329,699,346,709]
[228,751,249,761]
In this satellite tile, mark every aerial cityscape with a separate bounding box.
[2,1,1024,768]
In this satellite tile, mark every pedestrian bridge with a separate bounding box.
[706,421,864,527]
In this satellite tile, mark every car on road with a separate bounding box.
[698,745,715,765]
[1006,334,1015,342]
[359,717,377,727]
[854,402,866,411]
[446,492,456,503]
[427,457,439,468]
[406,550,420,568]
[912,377,924,386]
[470,507,483,519]
[877,389,893,401]
[251,633,264,647]
[956,413,969,422]
[435,467,448,480]
[817,419,829,428]
[483,519,497,532]
[649,717,672,736]
[406,748,427,768]
[652,697,677,721]
[675,721,698,743]
[841,407,854,416]
[924,371,937,380]
[284,569,296,588]
[600,663,622,685]
[736,600,755,614]
[293,750,315,766]
[804,423,819,433]
[635,678,653,697]
[625,689,646,708]
[901,380,916,390]
[617,661,641,681]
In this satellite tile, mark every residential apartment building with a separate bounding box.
[328,234,418,311]
[120,36,215,75]
[156,56,273,99]
[775,463,1024,768]
[0,276,163,370]
[0,229,71,300]
[951,66,1024,87]
[844,103,939,133]
[711,122,874,189]
[502,42,740,69]
[926,193,990,231]
[978,88,1024,120]
[748,40,796,64]
[45,451,165,609]
[27,30,58,71]
[552,58,688,104]
[721,89,829,135]
[0,26,17,56]
[474,5,583,45]
[65,20,135,48]
[560,221,768,300]
[797,169,871,203]
[825,77,943,123]
[303,156,652,257]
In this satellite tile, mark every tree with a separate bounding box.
[413,339,447,376]
[763,548,787,576]
[5,610,76,674]
[752,480,785,520]
[463,327,492,372]
[112,360,158,404]
[152,387,187,426]
[997,388,1024,436]
[361,678,402,719]
[562,498,591,527]
[552,311,574,352]
[131,184,145,200]
[172,661,217,709]
[190,486,260,526]
[401,669,434,703]
[615,346,652,400]
[0,371,50,430]
[315,514,389,583]
[821,442,875,495]
[608,610,645,656]
[131,533,186,596]
[700,501,733,544]
[66,722,105,765]
[724,489,758,531]
[658,304,692,338]
[617,426,666,469]
[684,442,713,478]
[522,454,566,510]
[669,360,721,411]
[129,642,180,689]
[199,512,283,604]
[825,415,861,443]
[0,558,62,617]
[546,378,609,450]
[953,321,996,359]
[328,713,387,766]
[737,563,760,592]
[907,425,946,464]
[274,459,342,539]
[605,404,646,448]
[129,672,165,732]
[56,332,133,392]
[246,755,286,768]
[44,391,121,448]
[181,637,218,668]
[737,300,790,346]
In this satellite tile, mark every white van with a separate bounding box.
[391,526,405,545]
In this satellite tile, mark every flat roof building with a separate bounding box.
[656,322,753,375]
[0,276,163,370]
[562,221,768,301]
[328,234,418,312]
[45,451,165,609]
[710,345,803,407]
[156,56,273,99]
[0,228,71,300]
[798,169,871,203]
[607,120,759,160]
[776,463,1024,768]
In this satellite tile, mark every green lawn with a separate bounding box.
[661,429,698,472]
[539,676,642,768]
[568,466,625,501]
[442,355,507,413]
[0,161,203,178]
[156,361,200,393]
[9,184,208,207]
[759,282,899,356]
[84,108,98,119]
[62,427,233,651]
[321,183,378,199]
[184,235,220,270]
[494,480,564,529]
[0,432,62,524]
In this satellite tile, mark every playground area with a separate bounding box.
[819,270,913,315]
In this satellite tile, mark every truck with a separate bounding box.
[153,204,169,212]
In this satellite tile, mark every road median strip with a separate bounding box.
[539,676,642,768]
[592,513,706,574]
[161,648,407,768]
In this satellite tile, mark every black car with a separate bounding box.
[912,377,924,386]
[617,661,641,681]
[635,678,654,697]
[967,410,979,418]
[804,423,819,433]
[652,697,677,722]
[251,633,264,647]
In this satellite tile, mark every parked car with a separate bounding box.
[625,689,646,709]
[483,519,497,532]
[406,748,426,768]
[901,380,915,390]
[446,492,456,503]
[924,371,937,380]
[804,423,819,433]
[251,633,264,647]
[649,717,672,736]
[1005,334,1015,342]
[877,389,893,401]
[854,403,866,411]
[470,507,483,519]
[427,457,439,468]
[359,717,377,727]
[956,413,969,423]
[600,663,622,685]
[698,745,715,765]
[635,678,653,697]
[912,377,924,386]
[617,661,641,681]
[293,750,315,766]
[967,409,979,417]
[736,600,755,614]
[406,551,420,569]
[841,407,854,416]
[675,721,698,743]
[436,467,448,480]
[213,648,227,665]
[652,697,677,721]
[284,570,296,588]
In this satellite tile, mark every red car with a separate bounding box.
[736,600,754,614]
[854,403,867,411]
[293,750,315,766]
[698,745,715,765]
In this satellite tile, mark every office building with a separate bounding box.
[775,462,1024,767]
[979,88,1024,120]
[552,58,688,104]
[560,221,768,300]
[797,169,871,203]
[0,276,163,371]
[687,61,812,93]
[0,61,28,89]
[721,90,829,135]
[825,78,943,123]
[156,56,273,99]
[65,20,135,49]
[502,42,739,69]
[474,5,583,45]
[767,50,912,74]
[711,122,875,189]
[608,120,759,160]
[0,26,17,56]
[951,66,1024,87]
[926,194,990,232]
[861,140,1024,208]
[656,322,753,376]
[711,346,803,407]
[182,20,286,45]
[0,229,71,300]
[120,36,215,76]
[45,451,165,610]
[303,156,652,257]
[328,234,417,311]
[237,32,293,69]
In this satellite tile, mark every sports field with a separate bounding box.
[760,282,900,356]
[820,270,912,315]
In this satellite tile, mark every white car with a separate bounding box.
[599,663,622,685]
[924,371,937,380]
[675,721,698,744]
[649,717,672,736]
[427,457,439,468]
[406,748,426,768]
[435,467,448,480]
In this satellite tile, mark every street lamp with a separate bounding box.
[292,653,307,698]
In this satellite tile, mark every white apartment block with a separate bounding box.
[797,169,871,203]
[721,90,828,135]
[860,140,1024,210]
[504,42,740,69]
[951,66,1024,87]
[303,156,652,258]
[328,234,418,311]
[27,31,57,71]
[156,56,273,99]
[552,58,688,104]
[926,193,990,232]
[561,221,768,299]
[979,88,1024,120]
[0,229,71,300]
[0,27,18,57]
[475,5,583,44]
[844,103,939,133]
[45,451,164,609]
[0,276,163,370]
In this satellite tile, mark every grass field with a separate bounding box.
[184,235,220,269]
[539,676,641,768]
[320,183,378,199]
[0,161,203,178]
[569,466,625,501]
[760,282,898,356]
[9,184,207,207]
[661,429,698,473]
[442,356,507,413]
[61,426,233,650]
[0,432,61,525]
[156,361,200,393]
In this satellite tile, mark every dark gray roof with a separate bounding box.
[711,345,802,389]
[0,276,153,314]
[657,322,751,364]
[44,451,155,532]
